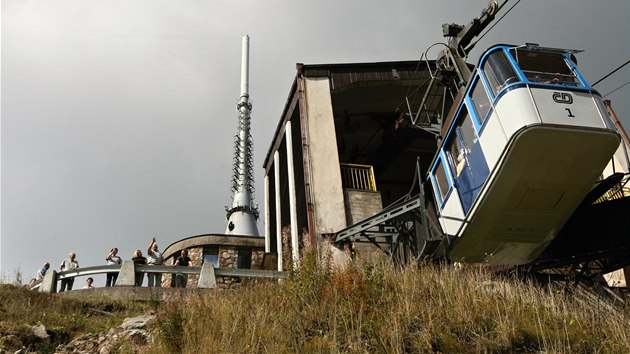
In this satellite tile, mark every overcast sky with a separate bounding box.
[2,0,629,282]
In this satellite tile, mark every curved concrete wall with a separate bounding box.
[162,234,265,259]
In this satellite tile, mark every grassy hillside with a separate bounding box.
[149,253,630,353]
[2,250,630,353]
[0,284,147,353]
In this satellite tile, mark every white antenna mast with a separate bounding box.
[225,35,260,236]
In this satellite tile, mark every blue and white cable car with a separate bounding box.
[428,44,621,265]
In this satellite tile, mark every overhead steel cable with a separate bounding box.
[465,0,522,55]
[603,81,630,98]
[592,59,630,87]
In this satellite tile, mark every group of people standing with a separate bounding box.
[35,237,166,291]
[103,237,166,287]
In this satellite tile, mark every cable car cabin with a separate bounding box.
[428,44,621,265]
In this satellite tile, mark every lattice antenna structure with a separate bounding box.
[225,35,260,236]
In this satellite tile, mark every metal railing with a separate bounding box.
[31,262,285,293]
[340,163,377,191]
[594,177,630,204]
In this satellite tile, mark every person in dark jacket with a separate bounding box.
[174,249,192,288]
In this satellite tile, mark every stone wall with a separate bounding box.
[162,245,265,289]
[187,247,203,288]
[219,246,237,268]
[252,250,265,270]
[217,246,238,288]
[160,247,203,288]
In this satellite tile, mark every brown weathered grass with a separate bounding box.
[149,250,630,353]
[4,248,627,353]
[0,284,147,352]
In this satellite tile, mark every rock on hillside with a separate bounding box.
[53,313,156,354]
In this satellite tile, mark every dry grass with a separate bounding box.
[0,284,147,352]
[149,250,630,353]
[4,246,628,353]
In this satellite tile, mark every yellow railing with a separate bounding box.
[594,184,630,204]
[340,163,377,192]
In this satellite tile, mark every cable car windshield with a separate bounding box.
[512,48,581,86]
[482,50,519,95]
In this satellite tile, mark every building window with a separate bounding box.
[237,248,252,269]
[203,246,219,267]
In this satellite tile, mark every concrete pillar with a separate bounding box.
[264,174,271,253]
[198,264,217,289]
[115,261,136,286]
[303,77,347,235]
[285,120,300,267]
[274,151,283,271]
[40,270,57,293]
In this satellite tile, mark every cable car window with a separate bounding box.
[470,79,491,125]
[447,107,477,178]
[434,159,449,203]
[513,49,580,86]
[482,50,519,96]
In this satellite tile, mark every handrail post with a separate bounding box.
[115,261,136,286]
[198,264,217,289]
[40,270,58,293]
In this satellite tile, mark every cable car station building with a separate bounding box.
[262,59,630,286]
[262,60,445,268]
[160,56,629,288]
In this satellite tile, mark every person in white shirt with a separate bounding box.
[82,277,94,289]
[105,247,122,287]
[146,237,164,287]
[59,252,79,292]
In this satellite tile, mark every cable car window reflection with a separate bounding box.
[513,49,580,86]
[482,50,518,95]
[447,107,477,178]
[471,79,491,125]
[434,159,449,203]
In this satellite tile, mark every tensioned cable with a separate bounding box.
[592,59,630,87]
[466,0,522,55]
[603,81,630,98]
[398,0,521,122]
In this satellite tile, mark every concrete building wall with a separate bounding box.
[343,190,383,225]
[304,77,347,235]
[342,189,389,258]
